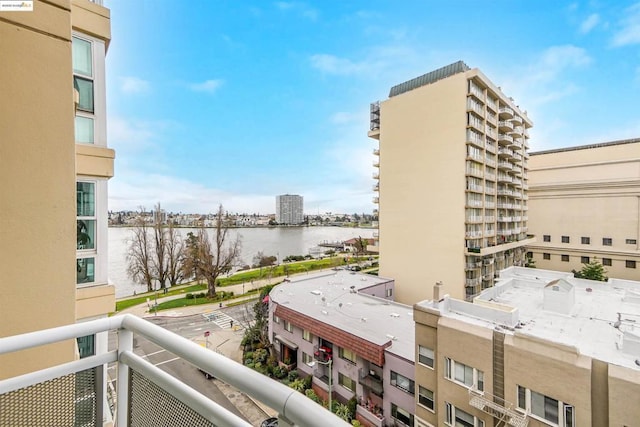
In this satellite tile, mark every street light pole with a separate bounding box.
[312,356,333,413]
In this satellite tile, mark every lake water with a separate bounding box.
[109,226,374,298]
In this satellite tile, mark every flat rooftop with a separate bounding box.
[418,267,640,370]
[270,270,414,361]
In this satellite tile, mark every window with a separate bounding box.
[603,258,612,266]
[77,182,96,285]
[391,371,415,394]
[386,288,393,297]
[72,35,95,143]
[302,329,313,342]
[273,314,280,324]
[581,256,589,264]
[543,253,551,260]
[543,235,551,242]
[561,236,570,243]
[445,358,483,391]
[517,385,574,426]
[339,347,356,364]
[338,373,355,391]
[603,238,612,246]
[526,251,533,259]
[77,334,95,359]
[302,352,313,365]
[445,402,484,427]
[561,255,569,262]
[626,260,637,269]
[581,237,590,244]
[626,239,637,245]
[391,403,414,426]
[418,345,434,368]
[418,386,434,411]
[284,320,293,332]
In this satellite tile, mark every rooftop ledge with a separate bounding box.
[467,235,536,256]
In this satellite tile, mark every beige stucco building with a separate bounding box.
[0,0,114,379]
[527,138,640,281]
[413,267,640,427]
[369,61,534,304]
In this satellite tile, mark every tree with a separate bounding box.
[151,203,169,291]
[182,231,202,282]
[525,256,536,268]
[197,205,242,298]
[573,259,608,281]
[165,221,185,287]
[126,209,154,292]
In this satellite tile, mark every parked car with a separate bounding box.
[260,417,278,427]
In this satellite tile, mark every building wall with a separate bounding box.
[0,0,114,380]
[276,194,304,225]
[608,364,640,425]
[373,64,533,304]
[0,0,78,378]
[377,71,468,303]
[528,140,640,280]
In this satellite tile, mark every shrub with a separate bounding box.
[253,348,268,364]
[272,365,288,379]
[244,351,254,361]
[303,374,312,390]
[289,378,306,393]
[185,293,194,300]
[351,421,362,427]
[305,389,320,403]
[334,403,351,422]
[287,370,299,382]
[347,396,357,419]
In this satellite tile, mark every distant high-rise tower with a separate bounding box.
[369,61,534,303]
[276,194,304,225]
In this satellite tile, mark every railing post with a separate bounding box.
[116,328,133,427]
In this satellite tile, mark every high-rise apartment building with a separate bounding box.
[413,267,640,427]
[527,138,640,280]
[369,61,534,304]
[276,194,304,225]
[1,0,114,378]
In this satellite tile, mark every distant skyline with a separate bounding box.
[106,0,640,214]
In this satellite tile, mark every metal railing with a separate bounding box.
[0,314,350,427]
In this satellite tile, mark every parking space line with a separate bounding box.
[155,357,180,367]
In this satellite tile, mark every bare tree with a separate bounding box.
[165,221,185,287]
[126,209,154,292]
[151,203,169,291]
[198,205,242,298]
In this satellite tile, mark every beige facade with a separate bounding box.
[369,61,534,304]
[413,268,640,427]
[527,139,640,280]
[0,0,114,379]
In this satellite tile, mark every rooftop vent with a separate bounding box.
[543,279,575,315]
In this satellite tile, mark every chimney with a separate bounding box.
[433,281,444,302]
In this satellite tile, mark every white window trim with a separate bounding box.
[517,385,574,427]
[445,402,484,427]
[444,357,484,392]
[417,385,435,413]
[418,345,435,369]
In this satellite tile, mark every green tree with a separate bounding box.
[573,259,608,282]
[525,256,536,268]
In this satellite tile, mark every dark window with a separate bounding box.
[581,237,590,244]
[626,239,637,245]
[74,76,94,113]
[561,236,570,243]
[418,386,434,411]
[603,258,612,266]
[581,256,589,264]
[603,238,612,246]
[77,334,95,359]
[543,235,551,242]
[561,255,569,262]
[526,251,533,258]
[626,260,637,269]
[543,253,551,260]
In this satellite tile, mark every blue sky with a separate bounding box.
[105,1,640,215]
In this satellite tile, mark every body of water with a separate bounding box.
[109,226,374,298]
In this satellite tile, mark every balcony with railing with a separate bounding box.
[498,120,514,132]
[465,277,482,287]
[0,315,350,427]
[369,101,380,131]
[469,388,528,427]
[498,133,513,145]
[372,148,379,156]
[499,106,514,118]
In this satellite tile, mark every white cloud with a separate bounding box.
[189,79,224,94]
[580,13,600,34]
[612,3,640,46]
[310,54,367,75]
[274,1,318,20]
[120,76,151,94]
[108,116,158,153]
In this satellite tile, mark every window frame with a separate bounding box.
[445,402,484,427]
[626,260,637,269]
[626,239,637,245]
[418,345,435,368]
[391,370,415,395]
[561,236,570,243]
[391,403,414,427]
[603,237,612,246]
[581,237,590,245]
[302,329,313,342]
[338,372,355,392]
[561,254,569,262]
[543,235,551,242]
[338,347,357,364]
[543,253,551,260]
[284,320,293,333]
[517,385,574,426]
[418,386,435,411]
[581,256,589,264]
[72,34,98,144]
[444,357,484,392]
[602,258,612,266]
[76,181,97,286]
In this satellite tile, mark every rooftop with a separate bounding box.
[270,270,414,361]
[418,267,640,371]
[529,136,640,156]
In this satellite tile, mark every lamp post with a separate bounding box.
[311,356,333,412]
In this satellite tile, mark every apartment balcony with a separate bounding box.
[358,368,383,397]
[0,315,349,427]
[466,199,483,208]
[498,147,514,158]
[484,229,496,237]
[466,230,483,239]
[498,133,513,145]
[485,201,496,208]
[356,404,384,427]
[485,187,496,195]
[497,174,513,183]
[483,257,495,265]
[487,99,498,112]
[373,184,379,192]
[369,101,380,131]
[498,120,513,132]
[499,229,513,236]
[512,178,523,186]
[466,216,483,224]
[499,106,514,119]
[485,141,497,153]
[469,83,484,100]
[510,138,523,151]
[372,209,378,216]
[485,216,496,223]
[484,157,497,167]
[512,165,522,174]
[466,184,484,193]
[466,168,484,179]
[512,125,524,135]
[485,172,496,182]
[498,216,513,222]
[510,115,523,126]
[467,101,484,116]
[498,161,513,171]
[497,202,514,209]
[467,153,484,162]
[372,196,379,204]
[469,389,528,427]
[373,161,380,168]
[465,277,482,287]
[372,172,379,180]
[372,148,379,156]
[497,188,513,197]
[466,261,483,270]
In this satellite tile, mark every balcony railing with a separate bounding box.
[469,388,528,427]
[0,315,350,427]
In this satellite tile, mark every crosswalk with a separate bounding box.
[202,311,241,330]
